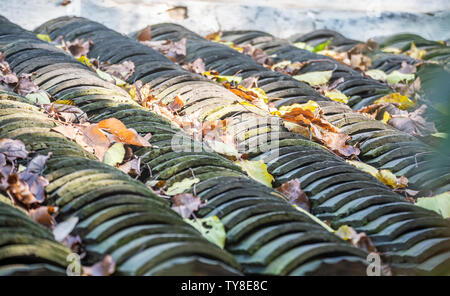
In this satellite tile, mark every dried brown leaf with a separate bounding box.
[118,158,141,177]
[14,73,39,96]
[171,193,203,218]
[137,26,152,42]
[276,179,310,212]
[43,103,88,123]
[182,58,205,74]
[0,138,29,161]
[18,153,51,203]
[100,60,135,81]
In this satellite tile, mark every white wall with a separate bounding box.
[1,0,449,41]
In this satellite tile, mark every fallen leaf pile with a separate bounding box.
[141,38,187,63]
[0,53,40,96]
[0,139,57,227]
[129,81,242,159]
[42,103,88,123]
[358,102,437,137]
[181,58,206,74]
[276,100,360,158]
[318,40,377,72]
[221,81,278,114]
[52,36,93,58]
[49,36,136,87]
[51,117,151,162]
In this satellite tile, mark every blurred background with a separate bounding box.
[1,0,449,41]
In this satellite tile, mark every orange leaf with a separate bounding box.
[29,206,58,228]
[97,118,151,147]
[167,96,184,112]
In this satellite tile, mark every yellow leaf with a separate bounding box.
[127,84,138,100]
[346,160,408,188]
[53,99,74,105]
[203,71,242,84]
[324,90,349,104]
[235,159,274,187]
[36,34,51,42]
[270,110,282,117]
[248,87,269,102]
[381,111,391,123]
[238,101,256,108]
[293,71,333,86]
[374,93,416,110]
[218,41,243,52]
[205,31,222,42]
[381,47,402,54]
[278,100,320,115]
[377,170,408,188]
[335,225,353,240]
[365,69,387,81]
[405,42,427,60]
[77,55,92,67]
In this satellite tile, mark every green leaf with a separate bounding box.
[365,69,387,81]
[25,91,51,104]
[235,159,274,187]
[415,192,450,218]
[166,177,200,196]
[103,142,125,166]
[386,70,415,85]
[184,216,226,248]
[293,70,333,86]
[313,38,332,53]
